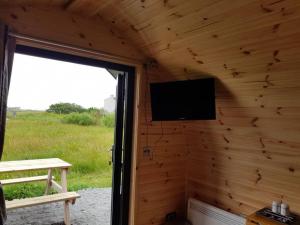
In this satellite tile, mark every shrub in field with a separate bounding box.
[62,112,96,126]
[87,107,105,115]
[100,113,115,128]
[47,103,86,114]
[87,107,106,123]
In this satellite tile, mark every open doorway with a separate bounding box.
[0,45,135,225]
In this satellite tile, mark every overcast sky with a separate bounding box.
[8,53,117,110]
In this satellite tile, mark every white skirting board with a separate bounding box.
[187,198,246,225]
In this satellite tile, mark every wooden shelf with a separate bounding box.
[247,212,300,225]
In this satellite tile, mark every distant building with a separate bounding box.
[104,95,116,113]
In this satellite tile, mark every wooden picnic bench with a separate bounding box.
[0,158,80,225]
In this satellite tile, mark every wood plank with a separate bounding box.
[61,168,70,225]
[0,158,71,173]
[0,5,145,63]
[1,175,54,185]
[44,169,53,195]
[6,192,80,210]
[51,180,63,193]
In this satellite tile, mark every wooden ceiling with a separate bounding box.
[1,0,299,79]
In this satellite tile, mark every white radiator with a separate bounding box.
[187,198,246,225]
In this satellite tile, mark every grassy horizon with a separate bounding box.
[2,111,114,200]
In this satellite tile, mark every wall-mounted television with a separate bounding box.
[150,78,216,121]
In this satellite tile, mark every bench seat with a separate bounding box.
[6,192,80,210]
[1,175,54,185]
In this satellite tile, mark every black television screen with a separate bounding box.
[150,78,216,121]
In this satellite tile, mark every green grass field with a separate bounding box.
[1,111,114,200]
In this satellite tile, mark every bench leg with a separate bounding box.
[61,169,70,225]
[44,169,52,195]
[64,200,71,225]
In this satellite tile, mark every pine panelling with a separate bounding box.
[135,65,188,225]
[186,119,300,142]
[137,199,185,225]
[60,0,300,79]
[0,0,64,7]
[186,66,300,217]
[180,1,300,210]
[63,0,101,13]
[149,2,300,52]
[0,0,300,223]
[0,5,144,62]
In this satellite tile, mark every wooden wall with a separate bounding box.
[185,66,300,216]
[130,0,300,221]
[1,2,300,224]
[136,59,300,224]
[134,64,188,225]
[0,5,144,62]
